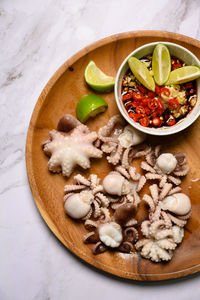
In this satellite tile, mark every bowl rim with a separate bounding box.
[114,41,200,136]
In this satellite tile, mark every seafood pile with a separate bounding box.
[42,114,191,263]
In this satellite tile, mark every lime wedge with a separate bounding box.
[76,94,108,123]
[152,43,171,85]
[166,66,200,85]
[128,57,155,91]
[84,61,115,92]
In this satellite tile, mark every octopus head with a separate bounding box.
[102,172,130,196]
[159,193,191,216]
[118,125,146,148]
[64,191,94,219]
[156,153,177,174]
[99,222,123,248]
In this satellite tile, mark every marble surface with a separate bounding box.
[1,0,200,299]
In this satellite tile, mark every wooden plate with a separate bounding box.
[26,31,200,281]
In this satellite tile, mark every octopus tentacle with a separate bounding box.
[159,175,167,188]
[83,232,99,244]
[159,183,173,200]
[99,207,110,221]
[155,145,162,157]
[92,242,107,255]
[149,184,159,204]
[115,166,130,179]
[129,167,140,181]
[89,174,98,188]
[161,211,172,228]
[84,220,98,230]
[98,115,125,143]
[92,185,104,195]
[141,220,151,237]
[126,194,134,203]
[81,208,93,221]
[110,198,127,210]
[133,191,140,206]
[167,175,182,186]
[178,210,192,220]
[149,205,161,222]
[145,173,162,180]
[121,147,132,169]
[143,194,156,212]
[64,184,86,192]
[123,227,139,243]
[167,213,187,227]
[157,239,176,250]
[133,144,152,158]
[118,241,134,253]
[93,200,101,218]
[125,218,138,227]
[173,164,190,177]
[96,193,110,207]
[107,144,123,165]
[168,186,182,195]
[146,150,157,166]
[174,152,187,165]
[141,161,156,173]
[74,174,90,186]
[135,239,150,250]
[136,175,146,192]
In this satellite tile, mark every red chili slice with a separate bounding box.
[136,106,146,115]
[125,101,134,108]
[157,99,165,110]
[148,91,156,98]
[168,98,180,110]
[137,84,147,94]
[132,92,145,101]
[139,117,150,127]
[144,107,151,115]
[166,117,176,126]
[128,112,136,118]
[122,93,132,101]
[129,113,142,122]
[152,117,161,127]
[148,98,159,110]
[155,85,161,95]
[172,63,182,70]
[160,87,170,97]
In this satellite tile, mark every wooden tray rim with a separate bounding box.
[26,30,200,281]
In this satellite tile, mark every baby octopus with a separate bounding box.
[143,183,192,227]
[83,203,139,254]
[98,115,151,166]
[64,174,110,221]
[135,220,184,262]
[141,146,189,187]
[42,114,103,177]
[102,165,146,211]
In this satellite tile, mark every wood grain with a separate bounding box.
[26,31,200,281]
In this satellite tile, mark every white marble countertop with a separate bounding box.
[1,0,200,299]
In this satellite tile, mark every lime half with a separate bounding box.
[166,66,200,85]
[84,61,115,92]
[152,43,171,85]
[76,94,108,123]
[128,57,155,91]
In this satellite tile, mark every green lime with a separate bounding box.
[84,61,115,92]
[166,66,200,85]
[128,57,155,91]
[76,94,108,123]
[152,43,171,85]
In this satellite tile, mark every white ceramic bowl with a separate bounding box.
[114,41,200,136]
